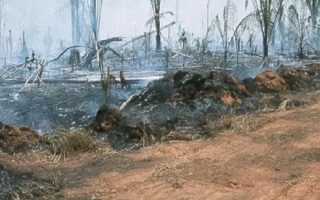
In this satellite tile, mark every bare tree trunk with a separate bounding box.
[298,37,304,60]
[152,0,162,51]
[223,50,227,69]
[155,16,161,51]
[263,34,269,68]
[90,0,102,44]
[312,0,318,29]
[71,0,81,45]
[9,30,12,62]
[70,0,76,44]
[0,0,2,55]
[263,34,268,60]
[92,0,97,40]
[144,32,148,59]
[75,0,81,44]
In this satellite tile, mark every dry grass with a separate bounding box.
[152,162,184,179]
[41,129,98,162]
[207,112,274,137]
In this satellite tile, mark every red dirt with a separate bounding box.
[3,98,320,199]
[253,70,287,93]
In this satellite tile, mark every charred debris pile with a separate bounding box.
[92,63,320,143]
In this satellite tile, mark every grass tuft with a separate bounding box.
[41,129,98,162]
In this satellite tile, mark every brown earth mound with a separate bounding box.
[0,122,39,154]
[252,70,287,93]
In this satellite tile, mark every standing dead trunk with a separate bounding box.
[70,0,81,44]
[263,35,268,61]
[8,30,12,62]
[311,0,318,29]
[37,60,45,87]
[68,49,81,71]
[223,50,228,69]
[0,0,2,55]
[75,0,81,44]
[298,37,304,60]
[90,0,103,43]
[263,37,269,68]
[70,0,76,44]
[150,0,163,51]
[155,15,161,50]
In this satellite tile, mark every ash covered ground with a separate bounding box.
[0,81,143,134]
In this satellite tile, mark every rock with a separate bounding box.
[253,70,287,93]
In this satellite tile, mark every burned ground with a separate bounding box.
[1,64,320,199]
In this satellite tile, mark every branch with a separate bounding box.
[121,21,176,48]
[48,45,86,63]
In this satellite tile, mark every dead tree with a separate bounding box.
[20,31,29,63]
[37,59,45,87]
[8,30,12,62]
[108,74,116,85]
[81,37,123,68]
[120,70,130,89]
[0,0,3,54]
[68,49,81,70]
[70,0,82,44]
[147,0,173,51]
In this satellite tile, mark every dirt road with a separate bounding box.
[2,98,320,199]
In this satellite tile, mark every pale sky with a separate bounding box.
[2,0,251,55]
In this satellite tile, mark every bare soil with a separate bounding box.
[1,91,320,199]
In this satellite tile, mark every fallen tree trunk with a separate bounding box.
[0,78,159,85]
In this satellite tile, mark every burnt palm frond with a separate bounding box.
[145,11,174,27]
[97,37,123,47]
[288,5,300,33]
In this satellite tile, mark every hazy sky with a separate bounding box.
[2,0,251,54]
[102,0,249,38]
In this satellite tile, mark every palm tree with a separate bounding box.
[288,4,311,59]
[251,0,285,61]
[146,0,173,51]
[215,0,237,68]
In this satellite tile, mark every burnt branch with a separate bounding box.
[48,45,86,64]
